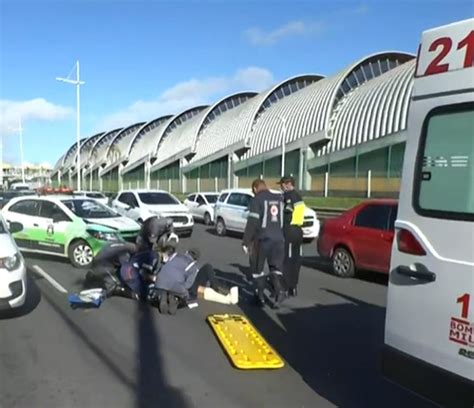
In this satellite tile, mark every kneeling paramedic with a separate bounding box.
[242,179,286,307]
[151,248,239,314]
[278,176,305,297]
[84,216,178,300]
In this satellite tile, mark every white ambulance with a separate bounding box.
[383,19,474,407]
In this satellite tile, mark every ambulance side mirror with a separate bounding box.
[9,222,23,233]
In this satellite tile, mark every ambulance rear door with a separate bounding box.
[383,18,474,407]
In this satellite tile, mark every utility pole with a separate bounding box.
[9,116,26,183]
[278,115,287,177]
[56,60,85,191]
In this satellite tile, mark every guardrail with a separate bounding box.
[312,207,346,220]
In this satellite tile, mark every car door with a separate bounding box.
[214,192,229,223]
[350,204,392,272]
[194,194,207,220]
[37,200,72,255]
[184,194,197,217]
[4,199,42,249]
[226,193,250,231]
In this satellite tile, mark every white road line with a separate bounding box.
[32,265,69,294]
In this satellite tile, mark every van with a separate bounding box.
[383,19,474,407]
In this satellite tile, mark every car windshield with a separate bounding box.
[138,192,179,205]
[204,194,218,204]
[86,193,106,199]
[62,199,118,219]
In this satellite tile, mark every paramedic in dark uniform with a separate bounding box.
[278,175,305,297]
[242,179,286,307]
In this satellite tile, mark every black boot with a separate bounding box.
[254,289,265,307]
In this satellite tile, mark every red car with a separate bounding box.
[317,199,398,277]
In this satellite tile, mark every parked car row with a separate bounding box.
[184,188,320,240]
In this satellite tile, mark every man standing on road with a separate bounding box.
[242,179,286,307]
[278,175,305,297]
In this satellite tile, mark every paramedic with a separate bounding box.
[242,179,286,307]
[278,175,304,297]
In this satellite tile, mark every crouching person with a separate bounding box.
[152,248,239,314]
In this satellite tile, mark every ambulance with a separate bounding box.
[383,19,474,407]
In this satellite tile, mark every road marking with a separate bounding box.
[32,265,69,294]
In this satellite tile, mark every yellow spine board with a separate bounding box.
[207,314,285,370]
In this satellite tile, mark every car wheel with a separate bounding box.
[215,218,226,236]
[204,212,212,226]
[332,247,355,278]
[69,240,94,268]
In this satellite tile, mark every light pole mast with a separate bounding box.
[9,116,26,183]
[278,115,287,177]
[56,60,85,191]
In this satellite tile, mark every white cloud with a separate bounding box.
[243,20,325,46]
[0,98,73,135]
[97,66,274,130]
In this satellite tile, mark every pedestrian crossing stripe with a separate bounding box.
[207,314,285,370]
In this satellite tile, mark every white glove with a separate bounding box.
[168,232,179,243]
[242,245,248,255]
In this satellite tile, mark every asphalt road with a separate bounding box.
[0,224,437,408]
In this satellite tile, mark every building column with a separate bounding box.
[179,158,187,193]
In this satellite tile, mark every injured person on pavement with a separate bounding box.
[149,247,239,314]
[70,216,239,313]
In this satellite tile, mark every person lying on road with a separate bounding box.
[150,247,239,315]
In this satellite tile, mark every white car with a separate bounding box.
[74,191,109,206]
[184,192,219,225]
[214,188,320,239]
[0,215,27,310]
[112,190,193,236]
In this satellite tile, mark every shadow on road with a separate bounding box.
[40,287,190,407]
[217,266,434,408]
[136,301,190,407]
[0,270,42,320]
[302,255,390,286]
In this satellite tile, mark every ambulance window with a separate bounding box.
[415,103,474,221]
[9,200,40,216]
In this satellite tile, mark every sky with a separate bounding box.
[0,0,472,166]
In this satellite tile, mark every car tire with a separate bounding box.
[204,212,212,226]
[332,247,355,278]
[215,218,226,236]
[68,240,94,268]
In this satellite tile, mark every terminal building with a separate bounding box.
[52,51,415,198]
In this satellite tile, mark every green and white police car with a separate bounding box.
[1,195,141,267]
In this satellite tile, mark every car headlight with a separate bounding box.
[87,230,120,241]
[2,253,22,271]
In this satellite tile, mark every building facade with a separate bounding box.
[52,51,415,198]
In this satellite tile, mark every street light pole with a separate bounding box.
[9,116,26,184]
[56,60,85,191]
[19,117,25,183]
[278,116,287,177]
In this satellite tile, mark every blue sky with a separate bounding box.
[0,0,472,166]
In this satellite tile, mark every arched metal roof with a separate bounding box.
[121,115,172,174]
[189,76,324,166]
[153,106,208,159]
[103,122,145,172]
[243,51,414,160]
[192,92,259,151]
[318,59,415,156]
[61,137,89,171]
[85,128,123,175]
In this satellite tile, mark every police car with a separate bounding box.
[383,18,474,407]
[2,195,140,268]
